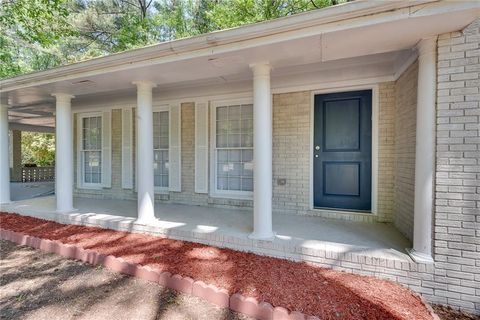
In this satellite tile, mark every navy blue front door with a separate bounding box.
[313,90,372,211]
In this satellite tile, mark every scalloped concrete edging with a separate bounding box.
[0,228,320,320]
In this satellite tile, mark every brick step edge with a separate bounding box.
[0,228,318,320]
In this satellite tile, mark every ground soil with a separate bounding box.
[432,305,480,320]
[1,212,437,319]
[0,240,253,320]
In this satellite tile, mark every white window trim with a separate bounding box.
[209,98,254,200]
[309,84,379,216]
[153,105,170,194]
[77,111,103,189]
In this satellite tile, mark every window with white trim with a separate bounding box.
[153,110,169,189]
[81,115,102,185]
[214,103,253,195]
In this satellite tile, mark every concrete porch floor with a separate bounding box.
[1,195,413,266]
[10,181,55,201]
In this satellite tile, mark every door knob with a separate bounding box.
[315,145,320,150]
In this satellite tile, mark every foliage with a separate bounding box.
[21,132,56,166]
[2,0,347,162]
[1,0,347,79]
[0,0,74,78]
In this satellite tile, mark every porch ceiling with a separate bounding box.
[2,0,479,130]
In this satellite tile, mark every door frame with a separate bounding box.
[309,84,379,215]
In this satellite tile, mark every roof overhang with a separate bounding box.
[1,0,479,129]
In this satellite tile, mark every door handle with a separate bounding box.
[315,145,320,151]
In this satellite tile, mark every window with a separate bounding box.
[81,115,102,185]
[153,110,169,189]
[214,103,253,196]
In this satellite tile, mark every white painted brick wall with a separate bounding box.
[272,91,311,215]
[272,88,396,222]
[69,18,480,314]
[378,82,396,223]
[394,61,418,241]
[433,18,480,313]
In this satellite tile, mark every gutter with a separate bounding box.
[0,0,447,92]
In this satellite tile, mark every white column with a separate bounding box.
[133,81,156,224]
[249,63,274,240]
[409,37,437,263]
[0,104,11,204]
[52,93,75,213]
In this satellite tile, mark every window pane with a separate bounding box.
[242,134,253,147]
[92,173,101,184]
[81,116,103,185]
[153,111,169,150]
[217,150,228,162]
[230,163,242,176]
[153,111,169,188]
[217,177,228,190]
[229,105,241,118]
[84,151,101,184]
[215,103,254,193]
[217,134,228,148]
[230,120,241,133]
[242,149,253,162]
[154,175,162,187]
[228,177,241,190]
[228,150,241,162]
[217,162,229,177]
[154,149,169,188]
[228,134,241,147]
[82,116,102,151]
[242,178,253,191]
[217,120,228,134]
[159,137,169,149]
[241,119,253,132]
[217,107,228,120]
[241,104,253,119]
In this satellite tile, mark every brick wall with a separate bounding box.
[394,61,418,240]
[377,82,396,223]
[433,19,480,313]
[167,102,253,208]
[73,86,397,222]
[272,86,396,223]
[10,130,22,182]
[272,91,311,215]
[168,102,209,205]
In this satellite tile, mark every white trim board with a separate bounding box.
[309,84,379,216]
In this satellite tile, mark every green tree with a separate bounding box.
[154,0,342,40]
[21,132,56,166]
[1,0,345,79]
[0,0,74,78]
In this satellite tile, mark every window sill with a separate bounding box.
[77,185,104,190]
[154,188,169,194]
[209,191,253,201]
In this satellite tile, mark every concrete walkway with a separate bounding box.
[10,182,54,201]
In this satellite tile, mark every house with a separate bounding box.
[1,0,479,314]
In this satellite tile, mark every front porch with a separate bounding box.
[1,195,412,267]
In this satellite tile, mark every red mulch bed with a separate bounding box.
[0,212,434,320]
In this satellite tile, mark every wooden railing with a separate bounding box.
[22,166,55,182]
